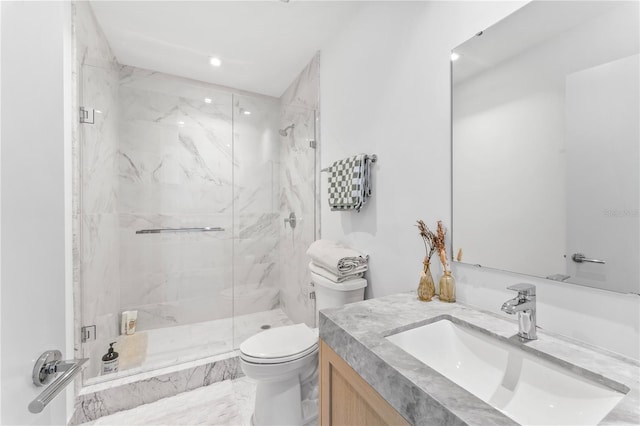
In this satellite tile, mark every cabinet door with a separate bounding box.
[319,340,410,426]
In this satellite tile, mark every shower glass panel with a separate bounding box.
[276,105,319,327]
[79,63,235,383]
[231,94,287,346]
[236,101,318,347]
[231,97,319,346]
[76,4,320,382]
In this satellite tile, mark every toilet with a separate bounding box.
[240,271,367,426]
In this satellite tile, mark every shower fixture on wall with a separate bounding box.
[279,124,295,136]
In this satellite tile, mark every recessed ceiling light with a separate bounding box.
[178,121,185,126]
[451,52,460,61]
[243,110,251,115]
[209,57,222,67]
[204,98,212,104]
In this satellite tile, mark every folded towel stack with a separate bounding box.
[306,239,369,283]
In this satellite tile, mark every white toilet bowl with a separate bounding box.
[240,271,367,426]
[240,323,319,426]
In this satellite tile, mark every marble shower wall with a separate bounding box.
[117,68,282,332]
[278,54,321,325]
[232,94,282,326]
[75,0,316,384]
[75,5,283,378]
[117,66,234,331]
[74,1,122,380]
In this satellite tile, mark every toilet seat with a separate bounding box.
[240,323,319,365]
[241,344,318,364]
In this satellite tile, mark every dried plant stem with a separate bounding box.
[416,220,437,261]
[435,220,449,274]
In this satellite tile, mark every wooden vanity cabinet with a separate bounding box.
[319,339,410,426]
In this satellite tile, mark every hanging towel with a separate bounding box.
[309,262,365,283]
[306,239,369,275]
[327,154,373,212]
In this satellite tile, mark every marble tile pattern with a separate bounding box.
[232,93,282,332]
[71,308,293,424]
[117,67,285,335]
[117,66,235,332]
[278,54,321,325]
[319,292,640,426]
[79,376,256,426]
[70,355,243,425]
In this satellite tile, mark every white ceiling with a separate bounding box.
[90,1,362,98]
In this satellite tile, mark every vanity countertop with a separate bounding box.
[319,292,640,426]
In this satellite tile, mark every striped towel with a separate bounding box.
[327,154,373,212]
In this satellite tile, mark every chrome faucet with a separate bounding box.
[501,283,537,340]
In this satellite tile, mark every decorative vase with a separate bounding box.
[417,258,436,302]
[439,271,456,303]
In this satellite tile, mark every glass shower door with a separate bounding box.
[276,105,319,327]
[231,94,287,346]
[231,96,319,347]
[78,60,235,384]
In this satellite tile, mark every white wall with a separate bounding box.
[1,1,73,424]
[320,1,640,360]
[0,2,3,421]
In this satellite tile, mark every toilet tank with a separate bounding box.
[311,272,367,325]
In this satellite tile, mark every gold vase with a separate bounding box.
[439,271,456,303]
[417,258,436,302]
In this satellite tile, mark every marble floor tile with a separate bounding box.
[82,377,256,426]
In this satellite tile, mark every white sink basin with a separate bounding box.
[386,319,625,425]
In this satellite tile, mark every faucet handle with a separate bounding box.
[507,283,536,296]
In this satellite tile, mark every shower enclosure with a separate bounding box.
[75,3,320,384]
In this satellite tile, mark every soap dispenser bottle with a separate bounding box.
[101,342,119,375]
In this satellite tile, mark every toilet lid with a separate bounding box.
[240,323,319,363]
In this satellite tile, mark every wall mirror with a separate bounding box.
[452,1,639,294]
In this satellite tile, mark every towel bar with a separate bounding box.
[321,154,377,172]
[136,227,224,234]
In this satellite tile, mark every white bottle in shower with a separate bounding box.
[120,310,138,335]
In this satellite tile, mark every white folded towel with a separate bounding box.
[310,271,367,292]
[309,262,365,283]
[306,239,369,275]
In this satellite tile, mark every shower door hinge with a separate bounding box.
[81,325,96,343]
[309,140,317,149]
[79,107,95,124]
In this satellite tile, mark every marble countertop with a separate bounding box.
[319,292,640,426]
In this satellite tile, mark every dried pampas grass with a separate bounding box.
[416,220,437,261]
[434,220,450,273]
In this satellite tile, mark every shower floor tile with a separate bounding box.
[82,376,257,426]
